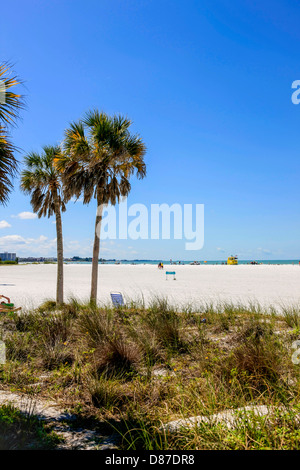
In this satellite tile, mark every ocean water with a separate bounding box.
[67,259,300,265]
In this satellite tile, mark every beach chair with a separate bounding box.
[0,303,21,314]
[110,292,125,307]
[166,271,176,280]
[0,295,21,313]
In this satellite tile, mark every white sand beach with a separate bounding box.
[1,263,300,311]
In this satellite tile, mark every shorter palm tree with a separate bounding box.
[20,146,66,304]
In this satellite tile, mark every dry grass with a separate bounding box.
[0,298,300,449]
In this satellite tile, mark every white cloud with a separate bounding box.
[0,234,56,256]
[216,247,225,253]
[0,220,11,229]
[0,235,26,245]
[0,233,136,259]
[11,211,38,220]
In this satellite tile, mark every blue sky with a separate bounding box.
[1,0,299,260]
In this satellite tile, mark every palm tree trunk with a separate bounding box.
[53,190,64,305]
[90,198,103,303]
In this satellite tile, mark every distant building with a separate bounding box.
[0,252,16,261]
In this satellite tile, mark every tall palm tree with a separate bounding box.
[20,146,66,305]
[58,110,146,302]
[0,63,23,205]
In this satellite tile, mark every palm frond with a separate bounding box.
[20,145,65,218]
[0,127,18,205]
[0,63,24,127]
[62,110,146,207]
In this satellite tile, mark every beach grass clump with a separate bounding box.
[78,308,142,378]
[88,374,131,410]
[34,311,76,369]
[62,296,88,317]
[10,310,40,333]
[236,315,275,341]
[225,342,281,393]
[92,335,142,378]
[211,320,287,397]
[281,305,300,330]
[37,311,73,344]
[144,310,182,351]
[39,339,75,370]
[4,309,76,370]
[142,300,189,354]
[77,308,114,347]
[128,324,163,369]
[37,300,58,313]
[4,331,33,363]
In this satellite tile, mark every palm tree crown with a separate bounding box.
[21,146,66,217]
[59,110,146,204]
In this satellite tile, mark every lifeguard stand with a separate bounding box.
[227,256,238,265]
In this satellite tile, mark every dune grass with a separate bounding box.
[0,297,300,449]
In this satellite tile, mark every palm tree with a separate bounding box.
[20,146,66,305]
[0,63,23,205]
[58,110,146,302]
[0,63,23,126]
[0,129,18,205]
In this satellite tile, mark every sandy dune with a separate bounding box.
[1,263,299,311]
